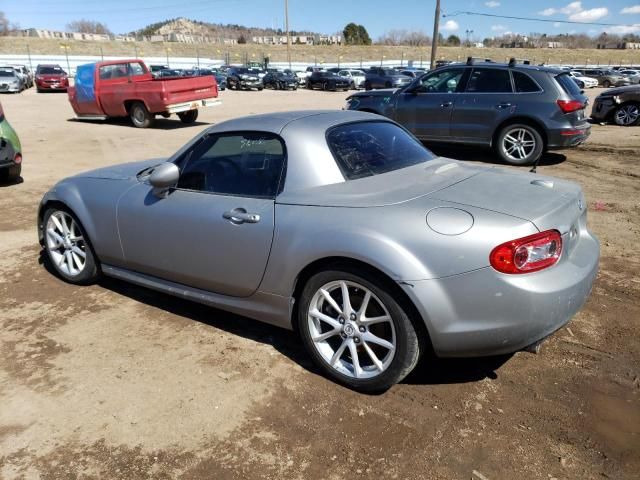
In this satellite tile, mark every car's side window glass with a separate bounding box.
[466,68,513,93]
[129,62,145,76]
[512,71,541,93]
[99,64,128,80]
[177,132,286,198]
[418,68,464,93]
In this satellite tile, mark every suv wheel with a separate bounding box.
[364,80,372,91]
[602,80,611,88]
[496,124,543,166]
[298,268,422,392]
[613,103,640,126]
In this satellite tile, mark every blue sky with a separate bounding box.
[3,0,640,38]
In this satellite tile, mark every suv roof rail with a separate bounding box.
[467,57,495,66]
[509,57,531,67]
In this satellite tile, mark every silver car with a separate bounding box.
[38,111,599,392]
[0,69,25,93]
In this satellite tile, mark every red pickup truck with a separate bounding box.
[68,59,220,128]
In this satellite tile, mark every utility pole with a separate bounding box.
[430,0,440,70]
[285,0,292,70]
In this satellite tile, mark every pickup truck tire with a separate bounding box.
[178,110,199,124]
[130,102,154,129]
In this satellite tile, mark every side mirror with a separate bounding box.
[149,162,179,198]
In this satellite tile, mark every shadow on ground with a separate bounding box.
[67,117,209,130]
[428,143,567,168]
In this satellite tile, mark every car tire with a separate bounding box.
[298,268,422,393]
[613,102,640,126]
[178,109,199,124]
[602,80,611,88]
[322,82,328,91]
[364,80,372,91]
[496,123,544,166]
[42,207,100,285]
[385,81,392,88]
[130,102,154,128]
[0,164,21,184]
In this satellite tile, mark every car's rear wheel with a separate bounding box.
[613,103,640,126]
[496,124,543,166]
[298,269,422,392]
[364,80,372,90]
[178,109,199,124]
[130,102,154,128]
[43,208,100,285]
[0,164,21,183]
[603,80,611,88]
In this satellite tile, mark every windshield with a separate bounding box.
[0,71,16,77]
[38,66,65,75]
[327,121,435,180]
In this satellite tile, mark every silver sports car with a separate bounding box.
[38,110,599,392]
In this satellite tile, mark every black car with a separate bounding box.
[363,67,412,90]
[156,69,183,78]
[306,71,350,91]
[226,67,263,91]
[346,59,591,165]
[262,72,298,90]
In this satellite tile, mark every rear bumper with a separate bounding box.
[166,97,221,114]
[547,123,591,149]
[401,229,599,357]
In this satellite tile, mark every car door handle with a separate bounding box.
[496,102,513,109]
[223,208,260,224]
[440,101,453,108]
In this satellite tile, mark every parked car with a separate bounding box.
[591,85,640,126]
[6,64,33,88]
[573,68,631,88]
[35,64,69,92]
[214,72,227,91]
[0,101,22,183]
[400,69,427,79]
[226,67,263,91]
[338,69,366,89]
[37,110,599,392]
[363,67,413,90]
[619,69,640,85]
[156,69,184,78]
[346,60,591,165]
[306,71,351,91]
[568,71,598,89]
[262,71,298,90]
[0,68,25,93]
[149,65,169,79]
[67,59,220,128]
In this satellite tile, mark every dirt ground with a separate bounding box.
[0,87,638,480]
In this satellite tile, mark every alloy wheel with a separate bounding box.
[501,127,537,162]
[614,104,639,126]
[307,280,396,379]
[46,211,87,277]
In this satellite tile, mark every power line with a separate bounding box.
[443,10,638,28]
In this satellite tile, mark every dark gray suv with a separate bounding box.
[346,61,591,165]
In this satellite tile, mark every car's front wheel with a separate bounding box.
[298,268,422,392]
[613,103,640,126]
[43,208,100,285]
[496,123,544,166]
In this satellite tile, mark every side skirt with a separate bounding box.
[102,264,294,330]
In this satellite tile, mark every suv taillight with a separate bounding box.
[490,230,563,274]
[14,153,22,165]
[557,99,584,113]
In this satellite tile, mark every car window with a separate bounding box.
[326,121,435,181]
[466,68,512,93]
[129,62,145,76]
[555,73,582,96]
[177,132,286,198]
[37,66,65,75]
[512,71,541,93]
[99,64,129,80]
[418,68,464,93]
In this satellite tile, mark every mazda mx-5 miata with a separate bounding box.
[38,110,599,392]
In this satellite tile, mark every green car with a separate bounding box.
[0,101,22,183]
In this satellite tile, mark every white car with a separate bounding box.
[569,71,598,88]
[619,69,640,84]
[338,69,366,89]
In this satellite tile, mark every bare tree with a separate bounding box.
[0,11,19,36]
[66,19,112,35]
[377,29,431,46]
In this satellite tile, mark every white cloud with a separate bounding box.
[609,23,640,34]
[491,24,508,31]
[485,1,500,7]
[441,20,459,32]
[621,5,640,14]
[553,22,562,27]
[560,1,583,15]
[569,7,608,22]
[539,8,557,16]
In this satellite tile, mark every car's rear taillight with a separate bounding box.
[14,153,22,165]
[490,230,563,274]
[557,99,584,113]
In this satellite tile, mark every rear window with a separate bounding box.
[513,71,542,93]
[326,121,435,180]
[555,73,582,96]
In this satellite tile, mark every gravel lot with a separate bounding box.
[1,87,638,479]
